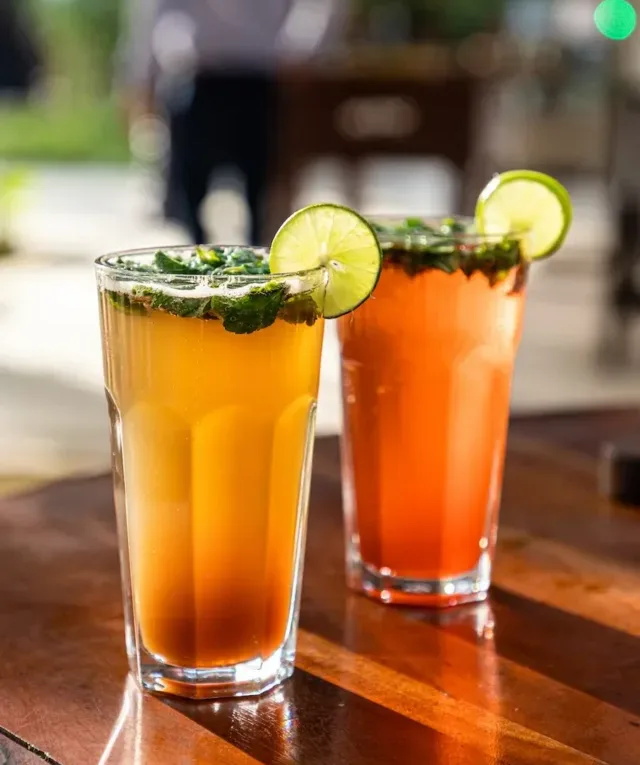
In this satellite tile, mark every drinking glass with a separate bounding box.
[96,247,326,697]
[339,220,527,606]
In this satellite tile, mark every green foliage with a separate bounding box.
[0,102,129,162]
[278,291,322,326]
[211,281,287,334]
[105,248,322,333]
[130,286,213,319]
[153,251,201,275]
[106,290,149,315]
[1,0,126,162]
[70,0,121,88]
[375,217,524,281]
[108,282,321,334]
[0,167,30,254]
[116,248,272,277]
[0,167,29,204]
[30,0,121,96]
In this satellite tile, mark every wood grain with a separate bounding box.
[495,527,640,636]
[298,582,640,764]
[501,443,640,567]
[0,476,271,765]
[169,669,495,765]
[296,631,602,765]
[509,408,640,457]
[299,436,640,765]
[99,678,261,765]
[0,410,639,764]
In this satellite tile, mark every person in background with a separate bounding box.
[0,0,41,98]
[118,0,345,245]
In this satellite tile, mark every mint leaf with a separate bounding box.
[154,251,195,274]
[378,219,523,283]
[104,281,322,333]
[211,281,286,334]
[114,256,156,274]
[279,290,321,326]
[116,245,271,277]
[196,246,225,267]
[219,247,270,275]
[440,217,467,234]
[131,286,212,318]
[106,290,149,315]
[227,247,258,265]
[429,253,460,274]
[104,247,324,332]
[404,217,428,230]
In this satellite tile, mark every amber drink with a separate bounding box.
[97,245,326,698]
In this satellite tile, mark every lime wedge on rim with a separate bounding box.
[270,203,382,319]
[475,170,572,260]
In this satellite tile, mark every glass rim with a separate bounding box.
[368,215,529,241]
[94,245,327,283]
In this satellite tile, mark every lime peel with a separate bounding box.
[270,203,383,319]
[475,170,572,260]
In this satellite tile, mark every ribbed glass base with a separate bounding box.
[136,646,294,700]
[348,552,492,608]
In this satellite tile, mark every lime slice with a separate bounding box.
[270,203,382,319]
[475,170,572,260]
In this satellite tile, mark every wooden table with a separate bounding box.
[2,409,640,764]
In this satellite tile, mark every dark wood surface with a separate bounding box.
[0,732,57,765]
[1,409,640,764]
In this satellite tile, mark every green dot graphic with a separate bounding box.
[594,0,637,40]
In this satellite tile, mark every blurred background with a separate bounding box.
[1,0,639,485]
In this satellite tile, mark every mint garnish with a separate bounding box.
[279,290,322,326]
[154,251,195,274]
[210,280,285,334]
[131,286,212,318]
[103,246,321,334]
[374,218,524,283]
[113,247,271,277]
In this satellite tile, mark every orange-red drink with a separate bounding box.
[97,246,326,698]
[339,219,527,606]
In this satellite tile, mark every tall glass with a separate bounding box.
[339,220,527,607]
[96,247,326,698]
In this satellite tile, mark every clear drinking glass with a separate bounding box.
[339,219,527,607]
[96,247,326,698]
